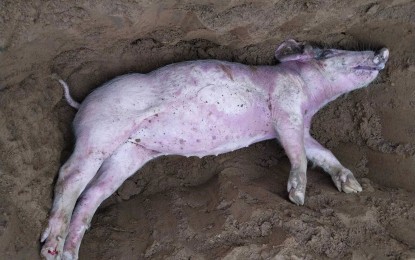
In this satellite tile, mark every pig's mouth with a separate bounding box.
[354,65,380,71]
[354,48,389,71]
[353,65,382,71]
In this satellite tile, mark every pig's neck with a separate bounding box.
[309,81,351,108]
[298,66,359,115]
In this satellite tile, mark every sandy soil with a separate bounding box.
[0,0,414,259]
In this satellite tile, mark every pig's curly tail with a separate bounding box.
[51,74,81,109]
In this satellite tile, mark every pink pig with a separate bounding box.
[41,39,389,259]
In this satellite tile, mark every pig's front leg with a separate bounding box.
[304,132,362,193]
[274,113,308,205]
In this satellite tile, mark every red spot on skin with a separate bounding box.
[48,249,58,255]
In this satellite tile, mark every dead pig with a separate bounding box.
[41,39,389,259]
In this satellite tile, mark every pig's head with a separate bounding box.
[275,39,389,93]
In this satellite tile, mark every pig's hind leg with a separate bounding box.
[41,146,106,259]
[304,133,362,193]
[62,141,159,259]
[41,121,139,259]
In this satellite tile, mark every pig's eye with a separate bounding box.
[318,50,333,59]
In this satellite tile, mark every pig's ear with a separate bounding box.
[275,39,317,62]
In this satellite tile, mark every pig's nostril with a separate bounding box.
[379,48,389,60]
[373,48,389,66]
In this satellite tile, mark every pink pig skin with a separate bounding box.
[41,39,389,260]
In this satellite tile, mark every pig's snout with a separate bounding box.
[372,48,389,69]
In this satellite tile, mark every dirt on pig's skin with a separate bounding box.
[0,0,415,259]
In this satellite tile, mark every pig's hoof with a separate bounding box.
[287,170,306,205]
[332,169,363,193]
[289,188,305,205]
[40,225,66,260]
[41,245,62,260]
[62,251,77,260]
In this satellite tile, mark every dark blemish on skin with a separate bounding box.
[155,114,158,117]
[212,136,216,140]
[135,138,141,143]
[179,139,185,144]
[219,64,234,81]
[196,139,200,143]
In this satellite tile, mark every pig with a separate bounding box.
[40,39,389,259]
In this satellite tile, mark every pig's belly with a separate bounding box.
[129,99,276,157]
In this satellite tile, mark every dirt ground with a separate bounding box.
[0,0,415,259]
